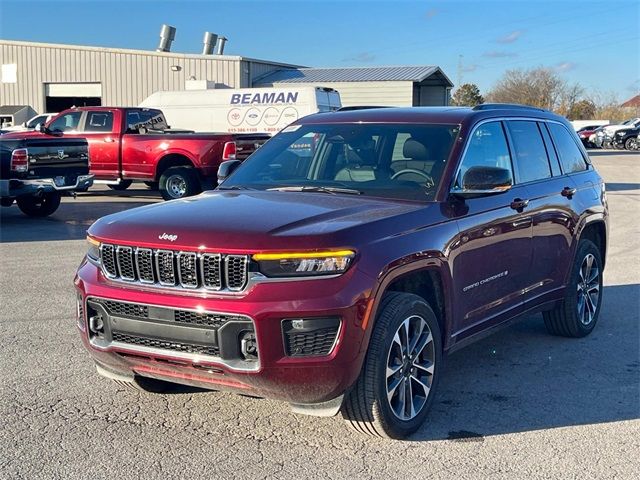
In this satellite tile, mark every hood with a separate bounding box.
[89,190,431,252]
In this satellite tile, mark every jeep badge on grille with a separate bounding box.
[158,233,178,241]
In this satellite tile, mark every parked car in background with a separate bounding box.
[577,126,600,148]
[570,120,609,131]
[603,117,640,135]
[1,136,92,216]
[3,107,269,200]
[2,112,58,132]
[75,104,608,439]
[612,126,640,150]
[140,86,341,135]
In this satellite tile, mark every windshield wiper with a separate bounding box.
[267,185,362,195]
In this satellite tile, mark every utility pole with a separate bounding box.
[457,54,463,88]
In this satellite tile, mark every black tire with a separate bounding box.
[159,166,201,200]
[341,292,442,439]
[543,239,603,338]
[625,137,638,151]
[16,192,61,217]
[144,181,159,190]
[114,376,174,393]
[108,180,133,191]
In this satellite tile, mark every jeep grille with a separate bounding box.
[99,244,249,292]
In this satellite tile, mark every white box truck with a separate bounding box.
[139,87,341,134]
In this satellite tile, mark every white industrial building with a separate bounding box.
[0,31,453,118]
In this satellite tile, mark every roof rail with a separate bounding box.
[473,103,548,112]
[336,106,393,112]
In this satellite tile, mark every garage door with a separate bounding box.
[45,83,102,97]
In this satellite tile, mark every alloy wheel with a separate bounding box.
[385,315,435,420]
[577,253,600,326]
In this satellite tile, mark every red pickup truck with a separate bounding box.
[5,107,269,200]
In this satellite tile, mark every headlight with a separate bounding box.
[87,235,101,263]
[253,250,355,277]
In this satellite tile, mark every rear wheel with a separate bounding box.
[107,180,133,191]
[543,239,603,337]
[16,192,61,217]
[159,166,201,200]
[341,292,442,439]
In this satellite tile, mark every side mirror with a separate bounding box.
[452,166,512,198]
[217,160,242,184]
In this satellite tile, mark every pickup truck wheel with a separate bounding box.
[16,192,61,217]
[114,376,174,393]
[160,167,201,200]
[107,180,132,191]
[543,239,603,337]
[341,292,442,439]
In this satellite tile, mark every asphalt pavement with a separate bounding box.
[1,152,638,479]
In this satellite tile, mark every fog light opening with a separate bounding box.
[240,331,258,360]
[89,314,105,336]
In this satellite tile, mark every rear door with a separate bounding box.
[450,120,532,341]
[505,120,577,307]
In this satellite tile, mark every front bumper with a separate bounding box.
[74,259,374,404]
[0,174,94,198]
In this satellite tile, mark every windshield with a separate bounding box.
[27,115,48,129]
[221,123,459,202]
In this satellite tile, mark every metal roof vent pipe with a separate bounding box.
[215,36,227,55]
[202,32,218,55]
[156,24,177,52]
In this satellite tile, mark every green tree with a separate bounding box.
[451,83,484,107]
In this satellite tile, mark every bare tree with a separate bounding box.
[486,67,582,112]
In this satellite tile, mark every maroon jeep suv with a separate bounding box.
[75,104,608,439]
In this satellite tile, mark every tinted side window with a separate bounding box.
[455,121,512,188]
[84,112,114,132]
[48,112,82,132]
[507,121,551,183]
[547,123,588,173]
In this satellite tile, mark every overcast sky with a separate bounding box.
[1,0,638,100]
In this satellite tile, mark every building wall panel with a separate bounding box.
[0,40,275,112]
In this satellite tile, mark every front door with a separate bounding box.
[449,121,532,341]
[81,110,120,180]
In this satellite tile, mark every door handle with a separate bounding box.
[510,198,529,211]
[561,186,577,198]
[104,137,115,143]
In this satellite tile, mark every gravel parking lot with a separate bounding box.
[1,151,638,479]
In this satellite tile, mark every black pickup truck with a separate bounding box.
[0,137,93,216]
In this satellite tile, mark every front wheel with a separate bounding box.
[543,239,603,337]
[342,292,442,439]
[625,137,638,151]
[159,166,201,200]
[16,192,62,217]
